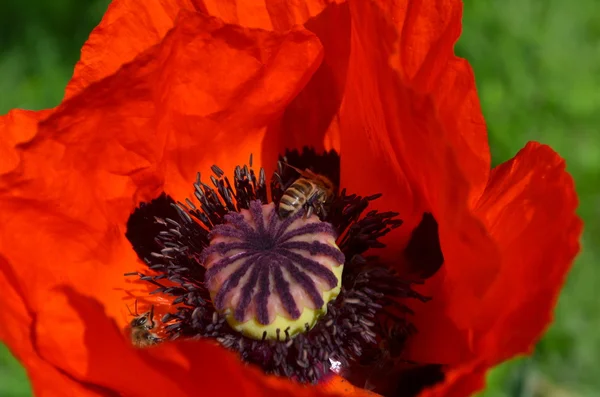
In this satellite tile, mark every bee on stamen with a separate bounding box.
[276,161,335,219]
[126,300,163,348]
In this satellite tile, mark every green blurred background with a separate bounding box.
[0,0,598,396]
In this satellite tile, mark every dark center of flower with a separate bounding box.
[202,201,344,339]
[124,148,434,388]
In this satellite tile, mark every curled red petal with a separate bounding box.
[414,143,581,396]
[66,0,336,100]
[319,375,382,397]
[0,109,52,175]
[0,261,107,397]
[417,362,487,397]
[385,0,491,204]
[472,142,582,362]
[40,10,324,204]
[197,0,332,30]
[335,1,499,367]
[65,0,199,99]
[38,287,306,396]
[262,2,350,163]
[0,9,324,394]
[202,0,490,218]
[1,259,369,397]
[197,1,348,158]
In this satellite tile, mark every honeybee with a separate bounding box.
[277,162,335,219]
[126,301,163,348]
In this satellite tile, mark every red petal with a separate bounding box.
[29,287,186,396]
[0,264,104,396]
[319,375,381,397]
[65,0,199,99]
[0,270,343,397]
[35,287,310,396]
[197,1,348,158]
[201,0,490,211]
[472,142,581,362]
[0,10,323,394]
[197,0,331,30]
[0,109,52,175]
[66,0,336,100]
[335,0,499,366]
[418,362,486,397]
[415,143,581,396]
[262,2,350,162]
[340,0,490,232]
[383,0,491,204]
[1,259,369,396]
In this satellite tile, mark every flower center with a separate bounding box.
[124,149,433,386]
[202,201,345,340]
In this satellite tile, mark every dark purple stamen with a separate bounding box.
[124,148,438,389]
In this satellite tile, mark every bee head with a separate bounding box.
[131,315,148,327]
[130,305,155,328]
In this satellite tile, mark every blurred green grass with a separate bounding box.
[0,1,598,396]
[0,344,31,397]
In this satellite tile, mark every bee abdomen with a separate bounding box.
[278,179,313,218]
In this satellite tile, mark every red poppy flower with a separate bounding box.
[0,0,582,396]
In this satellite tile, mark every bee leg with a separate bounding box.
[305,205,314,219]
[318,202,328,218]
[148,305,158,329]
